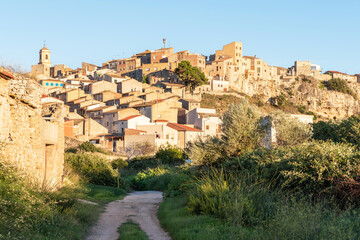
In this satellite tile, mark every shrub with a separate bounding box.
[65,147,78,153]
[79,141,108,155]
[266,111,312,146]
[324,78,357,99]
[132,167,172,191]
[313,116,360,148]
[221,99,263,157]
[0,159,96,239]
[230,141,360,200]
[156,145,186,164]
[186,136,224,165]
[187,169,280,227]
[65,153,118,187]
[127,156,161,170]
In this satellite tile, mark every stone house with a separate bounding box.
[84,80,117,95]
[101,108,140,133]
[166,123,203,148]
[117,78,143,94]
[93,90,122,102]
[117,115,151,134]
[186,108,222,137]
[179,99,201,111]
[136,120,178,147]
[135,98,181,123]
[324,71,358,83]
[0,69,65,188]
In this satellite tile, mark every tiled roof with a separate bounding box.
[214,57,233,62]
[119,115,142,121]
[327,71,345,75]
[0,69,15,80]
[166,123,202,132]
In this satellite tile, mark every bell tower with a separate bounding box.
[39,44,51,68]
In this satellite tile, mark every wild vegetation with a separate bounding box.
[324,78,357,99]
[3,99,360,239]
[175,61,208,92]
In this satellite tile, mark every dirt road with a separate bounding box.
[86,191,171,240]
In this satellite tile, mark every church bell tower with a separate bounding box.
[39,44,51,68]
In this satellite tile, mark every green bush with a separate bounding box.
[79,141,109,155]
[324,78,357,99]
[65,147,78,153]
[229,141,360,200]
[127,156,161,170]
[156,145,186,164]
[266,111,312,146]
[65,153,119,187]
[0,160,98,239]
[132,167,172,191]
[313,116,360,148]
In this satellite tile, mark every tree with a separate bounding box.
[175,61,208,92]
[221,99,263,157]
[122,142,155,160]
[142,75,149,84]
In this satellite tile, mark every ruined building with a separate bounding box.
[0,69,65,188]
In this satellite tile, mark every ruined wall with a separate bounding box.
[0,74,64,188]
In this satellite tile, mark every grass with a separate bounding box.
[158,196,254,240]
[118,220,148,240]
[81,184,127,205]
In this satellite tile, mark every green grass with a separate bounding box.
[81,184,126,204]
[118,220,148,240]
[158,196,254,240]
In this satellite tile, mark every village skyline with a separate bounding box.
[1,0,359,74]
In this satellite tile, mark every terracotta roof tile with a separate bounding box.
[166,123,202,132]
[119,115,142,121]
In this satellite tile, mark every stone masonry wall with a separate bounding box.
[0,73,64,188]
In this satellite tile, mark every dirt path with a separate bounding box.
[86,191,171,240]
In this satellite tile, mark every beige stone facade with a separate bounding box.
[0,70,65,188]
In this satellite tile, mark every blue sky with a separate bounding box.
[1,0,359,74]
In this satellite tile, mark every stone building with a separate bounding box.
[31,45,52,78]
[0,69,65,188]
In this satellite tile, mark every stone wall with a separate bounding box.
[0,72,65,188]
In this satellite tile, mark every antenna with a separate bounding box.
[44,40,46,46]
[163,38,166,49]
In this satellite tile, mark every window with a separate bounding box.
[50,83,54,86]
[107,122,109,126]
[56,83,58,86]
[46,82,49,86]
[121,128,124,133]
[60,83,63,86]
[45,54,48,60]
[166,134,169,140]
[113,122,115,126]
[206,125,209,130]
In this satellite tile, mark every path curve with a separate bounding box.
[86,191,171,240]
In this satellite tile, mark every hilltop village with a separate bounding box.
[25,41,360,154]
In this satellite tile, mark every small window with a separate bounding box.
[60,83,63,86]
[56,83,58,86]
[107,122,109,126]
[46,82,49,86]
[206,125,209,130]
[50,83,54,86]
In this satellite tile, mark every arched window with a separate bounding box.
[46,83,49,86]
[56,83,58,86]
[45,54,48,60]
[50,83,54,86]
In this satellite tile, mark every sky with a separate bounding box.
[0,0,359,74]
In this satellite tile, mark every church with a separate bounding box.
[31,44,52,78]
